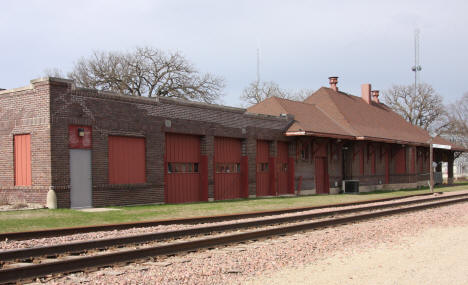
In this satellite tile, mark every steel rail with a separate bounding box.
[1,192,467,262]
[0,192,444,241]
[1,196,467,284]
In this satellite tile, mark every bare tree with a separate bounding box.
[43,68,64,78]
[290,88,314,101]
[445,92,468,147]
[382,83,449,131]
[240,80,313,106]
[68,47,224,103]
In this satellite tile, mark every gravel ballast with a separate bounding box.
[33,192,468,285]
[2,191,465,251]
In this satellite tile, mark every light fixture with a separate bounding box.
[77,128,85,137]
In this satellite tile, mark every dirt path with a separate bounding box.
[246,223,468,285]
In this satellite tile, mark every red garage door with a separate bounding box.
[277,141,289,195]
[165,133,202,203]
[214,137,242,200]
[256,140,270,196]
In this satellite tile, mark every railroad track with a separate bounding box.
[0,191,443,241]
[1,192,468,284]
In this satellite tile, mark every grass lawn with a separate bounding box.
[0,183,467,234]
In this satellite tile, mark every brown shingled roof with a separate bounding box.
[304,87,431,144]
[247,97,355,139]
[247,87,466,152]
[304,87,465,151]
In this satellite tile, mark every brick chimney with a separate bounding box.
[328,76,338,91]
[371,90,380,103]
[361,84,372,104]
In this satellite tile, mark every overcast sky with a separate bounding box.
[1,0,467,107]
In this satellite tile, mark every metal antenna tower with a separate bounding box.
[256,45,261,85]
[411,29,422,96]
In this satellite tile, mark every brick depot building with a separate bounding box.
[0,77,464,208]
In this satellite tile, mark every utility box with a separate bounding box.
[343,180,359,193]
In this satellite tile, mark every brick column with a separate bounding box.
[246,137,257,197]
[201,135,214,200]
[269,140,277,196]
[240,139,249,198]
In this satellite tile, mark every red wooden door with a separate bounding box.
[370,144,376,175]
[165,133,201,203]
[14,134,31,186]
[395,147,406,174]
[385,145,390,184]
[418,149,423,172]
[315,157,329,194]
[256,140,270,197]
[410,147,416,174]
[277,141,289,195]
[214,137,242,200]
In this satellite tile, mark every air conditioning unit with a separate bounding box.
[342,180,359,193]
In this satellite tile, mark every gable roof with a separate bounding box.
[247,97,355,139]
[304,87,434,144]
[247,87,465,151]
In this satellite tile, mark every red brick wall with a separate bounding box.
[0,78,436,207]
[0,79,54,205]
[47,79,290,207]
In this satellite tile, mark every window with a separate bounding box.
[108,136,146,184]
[168,162,199,173]
[216,163,241,173]
[418,150,424,172]
[257,163,269,172]
[280,163,288,172]
[301,142,309,161]
[371,151,376,175]
[14,134,31,186]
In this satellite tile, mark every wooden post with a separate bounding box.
[429,143,434,193]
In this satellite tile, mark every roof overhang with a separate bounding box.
[285,131,355,140]
[432,143,451,150]
[355,135,428,146]
[285,132,467,152]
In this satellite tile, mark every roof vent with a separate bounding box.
[328,76,338,91]
[371,90,380,103]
